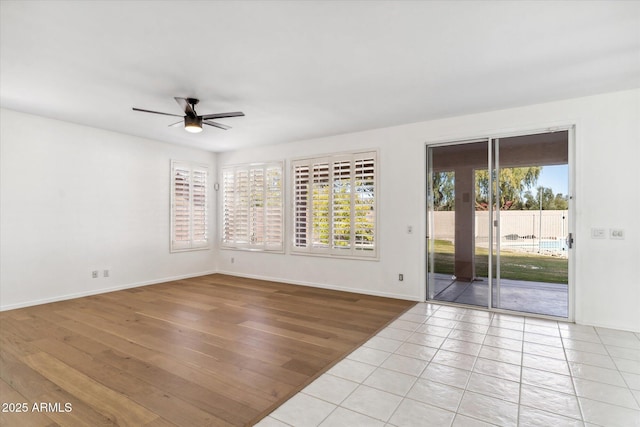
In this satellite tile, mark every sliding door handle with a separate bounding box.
[566,233,574,249]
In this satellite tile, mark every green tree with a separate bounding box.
[312,181,330,246]
[311,178,374,248]
[432,171,455,211]
[331,180,351,247]
[523,187,568,210]
[475,167,541,210]
[552,193,569,210]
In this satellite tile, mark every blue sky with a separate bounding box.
[536,165,568,195]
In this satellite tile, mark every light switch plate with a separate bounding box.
[610,229,625,239]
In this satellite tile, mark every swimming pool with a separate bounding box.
[501,239,568,253]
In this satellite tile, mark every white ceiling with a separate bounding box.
[1,1,639,152]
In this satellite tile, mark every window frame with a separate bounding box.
[290,150,378,260]
[170,160,210,253]
[221,161,285,252]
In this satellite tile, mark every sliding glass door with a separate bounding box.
[427,131,571,318]
[427,140,489,308]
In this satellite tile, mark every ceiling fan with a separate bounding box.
[132,97,244,133]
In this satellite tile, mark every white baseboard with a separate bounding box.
[4,269,638,333]
[216,269,420,302]
[0,270,218,312]
[572,318,640,334]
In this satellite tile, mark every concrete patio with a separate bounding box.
[431,273,568,318]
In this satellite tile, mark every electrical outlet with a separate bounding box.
[231,257,235,264]
[103,269,109,278]
[407,225,413,234]
[610,229,625,240]
[591,228,606,239]
[91,270,98,278]
[399,273,404,282]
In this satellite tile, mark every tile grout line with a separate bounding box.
[384,305,444,425]
[596,327,640,411]
[515,315,525,427]
[263,304,639,427]
[333,305,441,424]
[562,318,587,424]
[272,308,422,426]
[449,310,495,426]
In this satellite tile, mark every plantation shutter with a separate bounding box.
[222,162,283,251]
[191,167,208,248]
[171,161,209,252]
[249,167,265,245]
[291,151,377,258]
[265,165,283,249]
[172,165,191,249]
[354,155,376,252]
[312,162,330,250]
[332,159,352,250]
[294,165,310,248]
[222,168,236,243]
[234,168,251,244]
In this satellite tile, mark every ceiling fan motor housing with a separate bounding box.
[184,115,203,133]
[184,115,202,127]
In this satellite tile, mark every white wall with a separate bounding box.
[217,89,640,332]
[0,109,217,310]
[2,90,638,332]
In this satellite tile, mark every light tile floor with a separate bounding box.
[255,303,640,427]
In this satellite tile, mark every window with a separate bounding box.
[222,162,284,251]
[292,151,376,258]
[171,161,209,252]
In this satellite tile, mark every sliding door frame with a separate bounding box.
[425,125,576,322]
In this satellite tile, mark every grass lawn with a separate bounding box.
[431,240,568,284]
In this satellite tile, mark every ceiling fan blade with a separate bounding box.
[203,120,231,130]
[132,107,182,117]
[174,97,196,117]
[200,112,245,120]
[168,120,183,127]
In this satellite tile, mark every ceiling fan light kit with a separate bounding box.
[132,97,244,134]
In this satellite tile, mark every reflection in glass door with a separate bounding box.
[427,140,489,308]
[427,131,571,318]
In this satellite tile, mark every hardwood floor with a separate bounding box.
[0,274,414,426]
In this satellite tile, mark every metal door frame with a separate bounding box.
[425,125,575,321]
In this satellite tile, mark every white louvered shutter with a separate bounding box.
[234,168,250,245]
[293,165,310,249]
[354,155,376,252]
[332,159,352,251]
[265,165,283,250]
[222,162,283,251]
[291,151,376,258]
[171,161,209,252]
[222,169,236,244]
[312,162,330,250]
[191,166,209,248]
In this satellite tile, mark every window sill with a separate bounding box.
[289,250,379,261]
[170,246,211,253]
[220,246,285,254]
